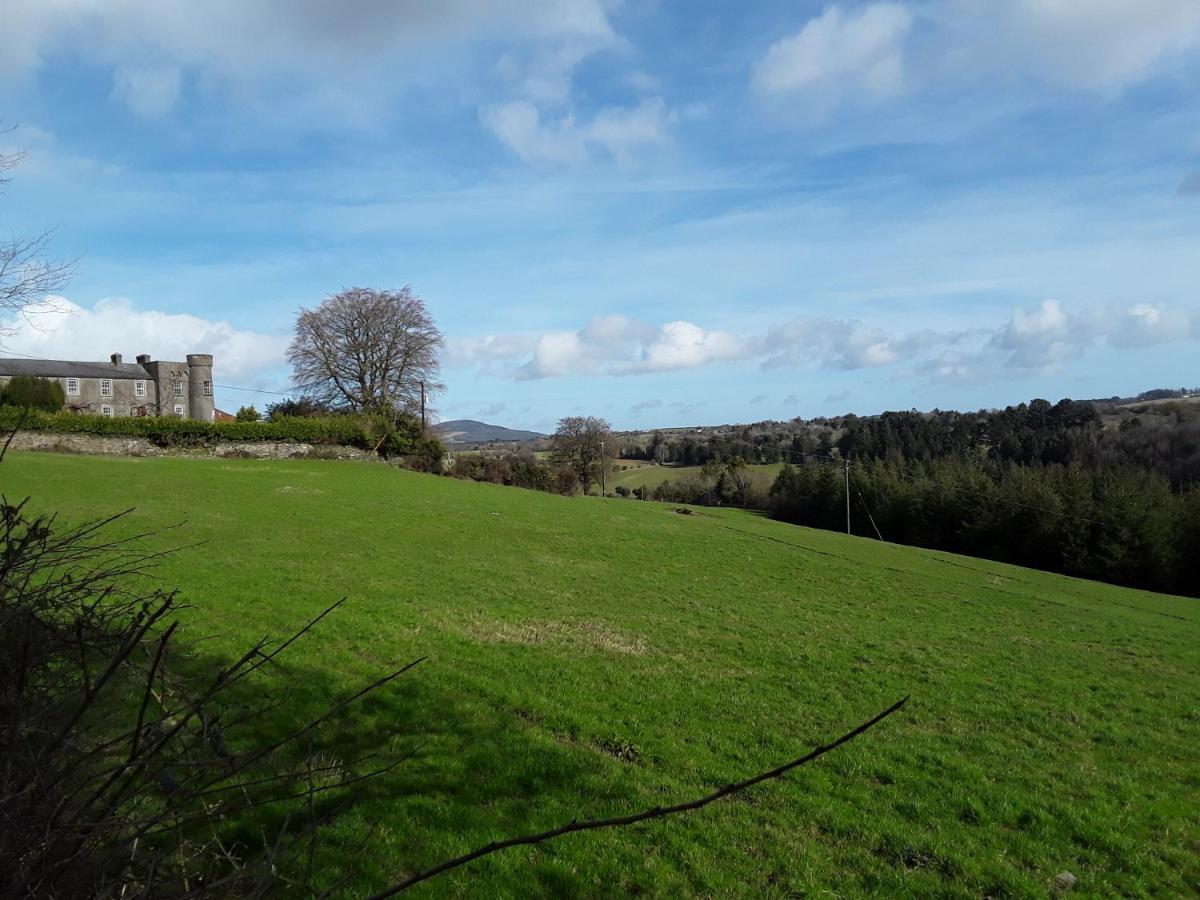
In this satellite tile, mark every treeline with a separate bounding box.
[621,397,1200,489]
[611,396,1200,596]
[834,399,1200,488]
[622,430,825,466]
[768,459,1199,597]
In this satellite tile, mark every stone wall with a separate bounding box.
[5,431,376,461]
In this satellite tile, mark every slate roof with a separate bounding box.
[0,358,152,380]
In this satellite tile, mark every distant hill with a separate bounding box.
[433,419,545,444]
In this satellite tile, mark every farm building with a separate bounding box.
[0,352,215,421]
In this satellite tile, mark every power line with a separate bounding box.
[0,346,54,361]
[213,384,293,397]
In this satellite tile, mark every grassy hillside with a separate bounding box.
[3,452,1198,897]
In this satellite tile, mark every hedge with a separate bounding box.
[0,408,374,449]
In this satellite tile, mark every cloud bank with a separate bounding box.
[449,300,1200,382]
[753,0,1200,115]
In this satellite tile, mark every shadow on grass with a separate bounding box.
[173,645,642,897]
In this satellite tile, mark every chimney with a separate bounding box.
[110,353,123,365]
[136,353,151,365]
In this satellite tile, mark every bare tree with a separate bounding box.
[288,286,444,417]
[1,136,74,327]
[551,416,612,493]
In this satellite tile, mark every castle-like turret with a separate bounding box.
[186,354,214,422]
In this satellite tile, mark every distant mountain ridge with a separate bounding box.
[433,419,545,444]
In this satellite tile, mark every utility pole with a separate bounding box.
[843,458,851,535]
[419,380,426,432]
[599,440,606,497]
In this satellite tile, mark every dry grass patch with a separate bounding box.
[464,618,649,656]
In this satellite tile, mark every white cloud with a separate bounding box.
[445,332,539,371]
[750,1,1200,118]
[990,298,1084,371]
[952,0,1200,91]
[989,298,1200,372]
[480,102,589,164]
[2,1,625,141]
[110,65,182,117]
[760,317,901,369]
[625,320,745,374]
[482,97,674,164]
[753,4,914,104]
[452,300,1200,382]
[449,314,742,379]
[1,296,287,382]
[1106,303,1199,349]
[0,0,615,79]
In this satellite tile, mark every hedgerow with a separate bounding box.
[0,407,373,449]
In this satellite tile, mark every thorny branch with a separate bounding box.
[368,696,909,898]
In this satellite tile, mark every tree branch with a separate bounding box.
[368,695,909,898]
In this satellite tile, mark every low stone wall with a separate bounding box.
[6,431,376,461]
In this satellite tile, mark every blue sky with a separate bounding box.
[2,0,1199,432]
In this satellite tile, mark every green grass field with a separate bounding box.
[5,452,1198,897]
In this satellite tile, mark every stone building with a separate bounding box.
[0,353,215,421]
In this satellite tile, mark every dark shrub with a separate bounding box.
[1,375,65,412]
[266,397,333,420]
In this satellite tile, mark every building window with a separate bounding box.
[203,380,212,396]
[101,404,113,417]
[174,381,184,398]
[66,378,80,396]
[174,404,185,416]
[135,380,146,397]
[100,379,113,397]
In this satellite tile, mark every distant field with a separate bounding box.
[608,461,785,492]
[4,452,1198,897]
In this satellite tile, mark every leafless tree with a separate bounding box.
[288,286,444,417]
[551,416,613,493]
[1,135,74,328]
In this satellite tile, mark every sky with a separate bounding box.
[1,0,1199,432]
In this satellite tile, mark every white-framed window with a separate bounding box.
[174,381,184,398]
[174,404,185,416]
[100,379,113,397]
[101,404,113,417]
[135,380,146,397]
[66,377,80,396]
[203,380,212,396]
